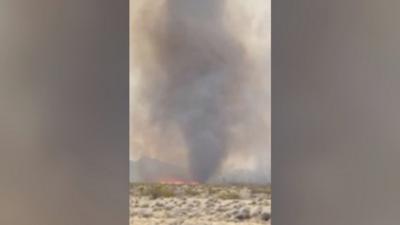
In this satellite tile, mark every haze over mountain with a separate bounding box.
[130,157,269,185]
[130,157,190,182]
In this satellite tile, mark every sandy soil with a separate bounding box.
[130,183,271,225]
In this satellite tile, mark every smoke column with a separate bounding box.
[131,0,270,182]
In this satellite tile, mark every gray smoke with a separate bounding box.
[131,0,269,182]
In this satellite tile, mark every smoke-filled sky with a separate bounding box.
[130,0,270,182]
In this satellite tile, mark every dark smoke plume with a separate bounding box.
[131,0,269,182]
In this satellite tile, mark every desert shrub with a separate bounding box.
[147,184,175,199]
[251,185,271,195]
[138,186,146,193]
[207,187,219,195]
[218,191,241,200]
[185,188,200,196]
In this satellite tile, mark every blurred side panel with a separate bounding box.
[0,0,128,224]
[274,0,400,225]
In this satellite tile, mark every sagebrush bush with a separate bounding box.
[251,185,271,195]
[185,188,200,196]
[208,187,219,195]
[218,191,241,200]
[147,184,175,199]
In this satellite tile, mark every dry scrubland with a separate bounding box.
[130,183,271,225]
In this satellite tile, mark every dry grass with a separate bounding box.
[218,191,241,200]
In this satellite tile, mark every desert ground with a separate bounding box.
[130,183,271,225]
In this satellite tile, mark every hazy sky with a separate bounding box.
[130,0,270,181]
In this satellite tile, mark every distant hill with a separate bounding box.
[130,156,270,184]
[130,157,190,182]
[209,169,270,185]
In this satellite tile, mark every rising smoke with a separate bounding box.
[131,0,270,182]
